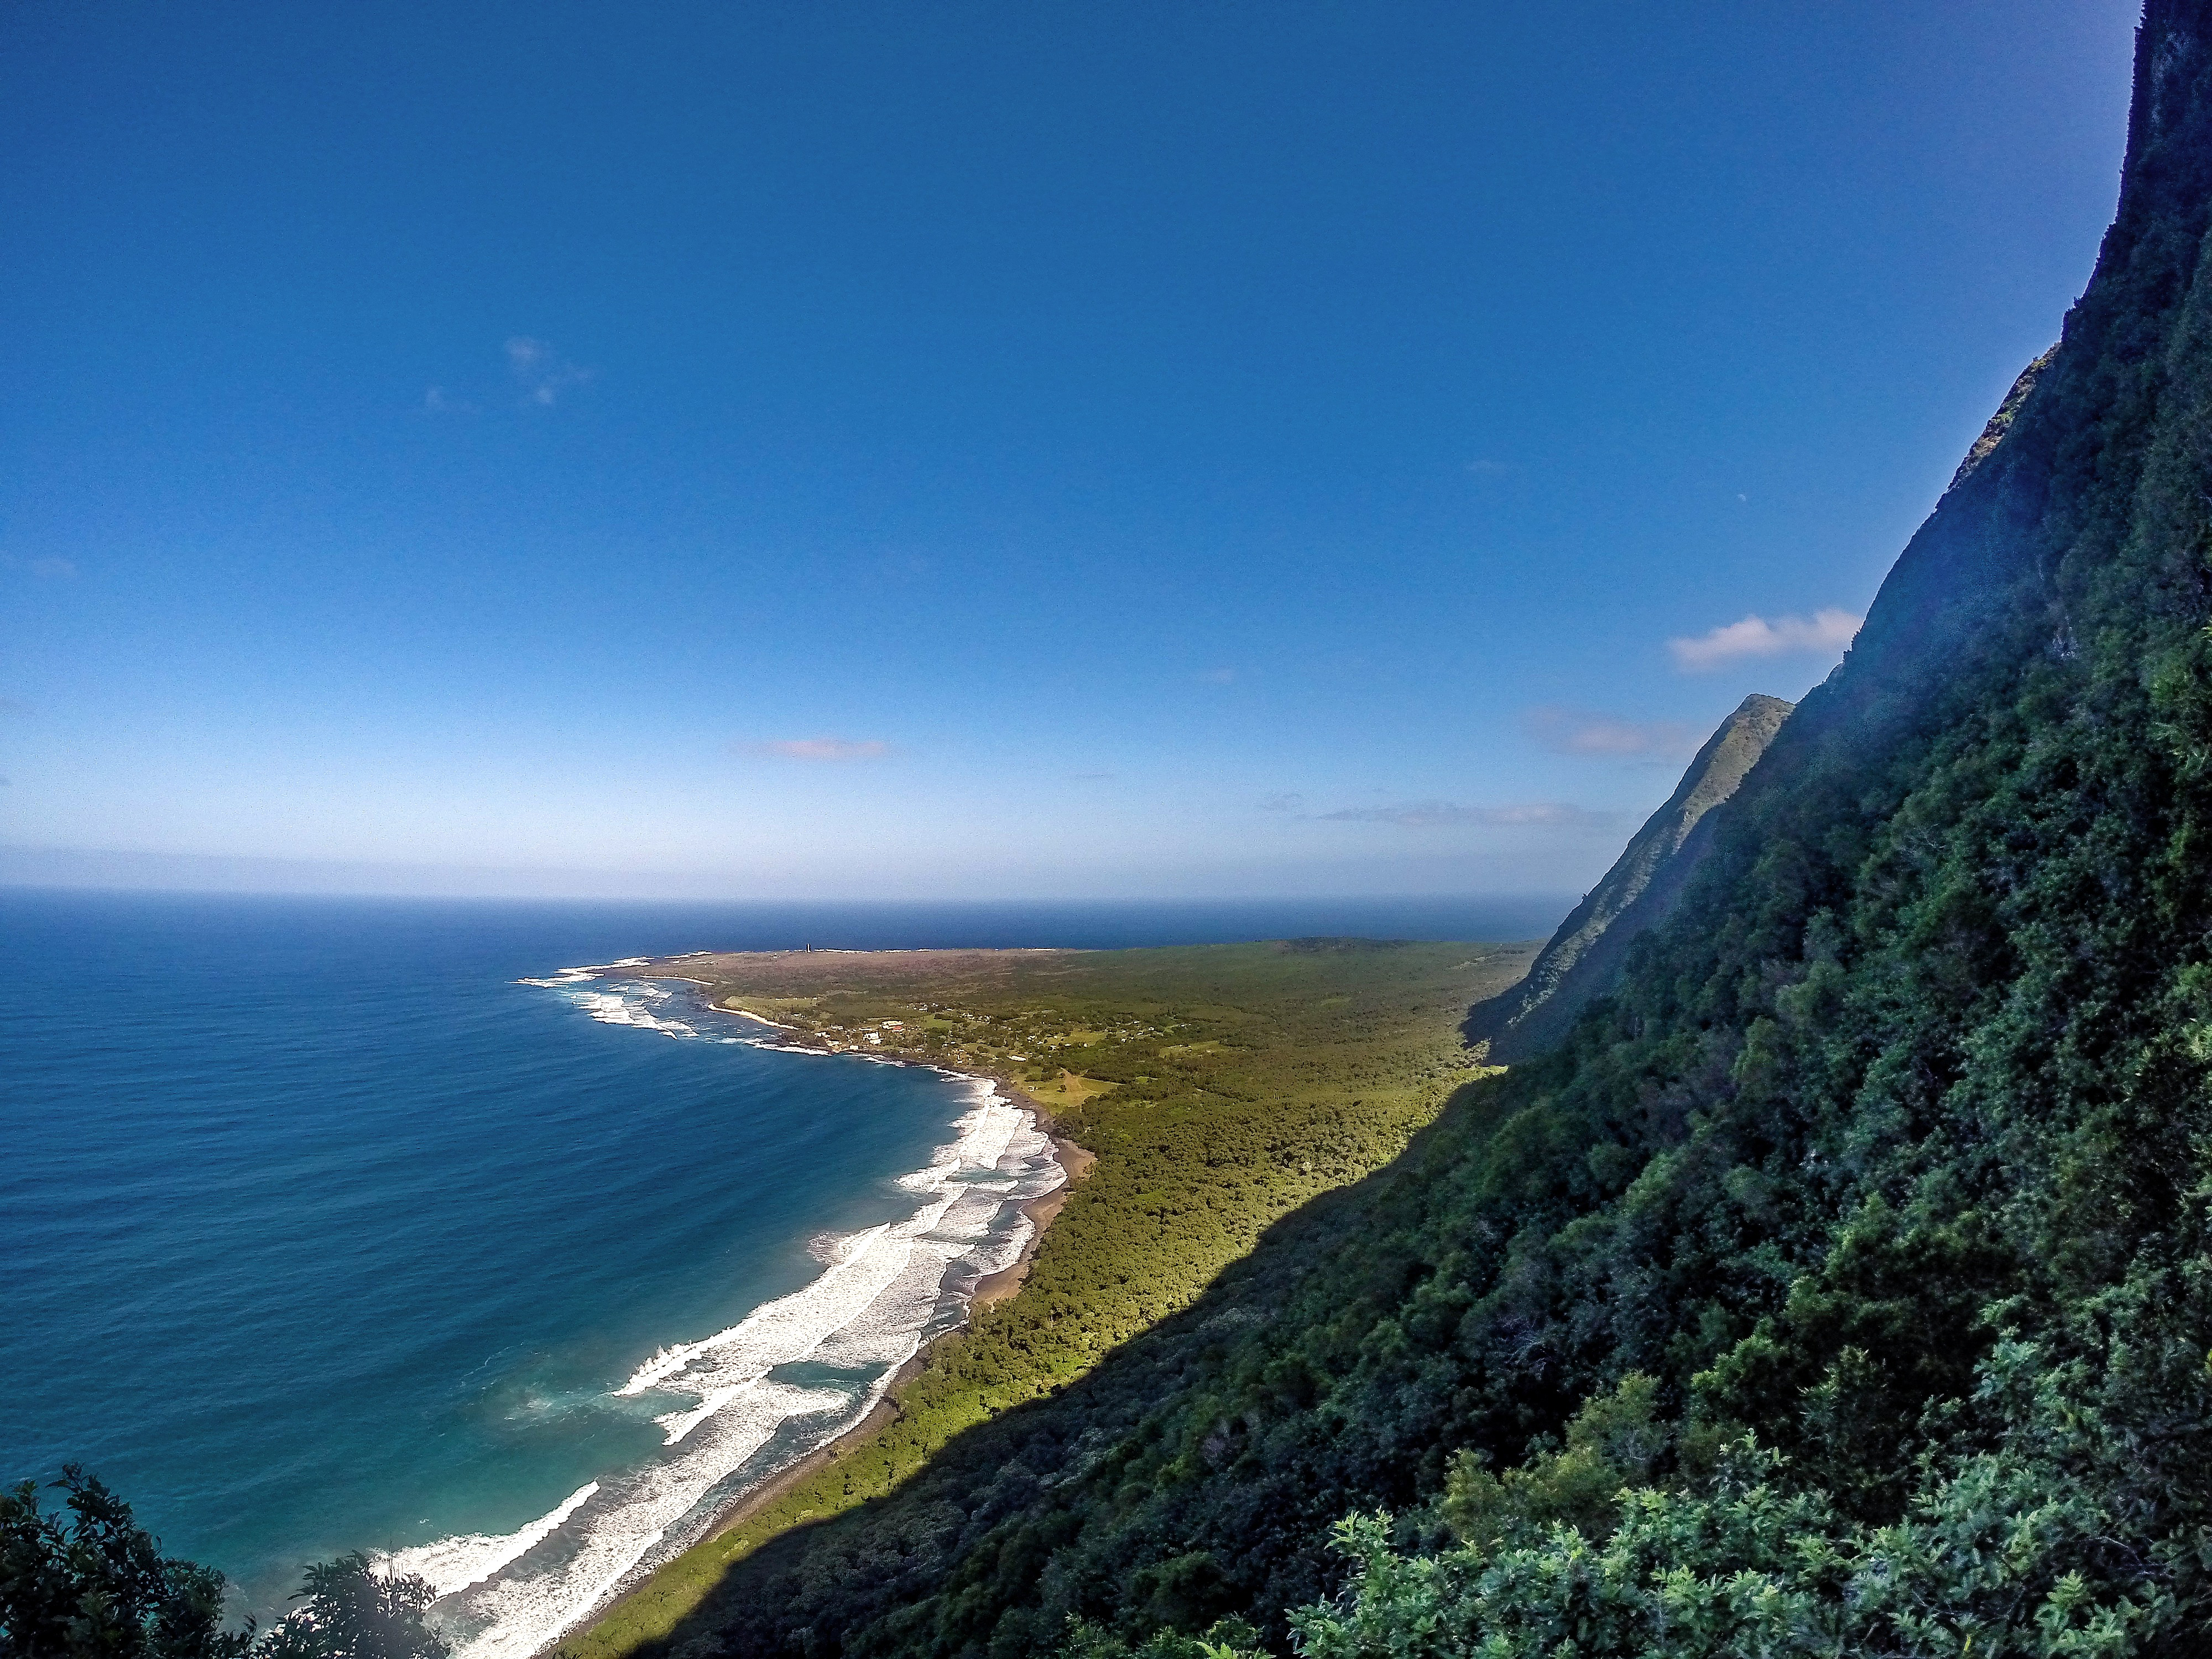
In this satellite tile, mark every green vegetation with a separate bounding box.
[0,1469,447,1659]
[574,12,2212,1656]
[1023,1071,1118,1113]
[32,15,2212,1657]
[1290,1349,2185,1657]
[571,940,1532,1659]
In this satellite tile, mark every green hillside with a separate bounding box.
[623,6,2212,1655]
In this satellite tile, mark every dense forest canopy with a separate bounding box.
[0,1470,447,1659]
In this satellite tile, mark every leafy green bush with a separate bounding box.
[1293,1341,2195,1657]
[1,1469,243,1659]
[1,1469,448,1659]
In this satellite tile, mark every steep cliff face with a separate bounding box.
[640,7,2212,1655]
[1464,693,1793,1063]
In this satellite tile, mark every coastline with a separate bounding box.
[536,938,1534,1659]
[695,1145,1089,1550]
[972,1138,1094,1309]
[550,973,1093,1645]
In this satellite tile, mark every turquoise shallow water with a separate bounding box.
[0,890,1564,1654]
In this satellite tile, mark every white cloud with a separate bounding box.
[505,336,594,406]
[1314,800,1620,831]
[1197,667,1237,684]
[1524,706,1699,759]
[1668,608,1860,672]
[738,737,892,761]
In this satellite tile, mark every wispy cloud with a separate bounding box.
[423,386,475,414]
[737,736,893,761]
[1070,770,1115,781]
[3,554,76,579]
[1465,457,1516,476]
[1197,667,1237,685]
[1668,609,1860,672]
[1313,800,1621,830]
[1524,706,1699,760]
[1259,791,1306,813]
[505,337,594,406]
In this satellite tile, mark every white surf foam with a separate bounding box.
[410,983,1068,1659]
[613,1222,898,1398]
[524,972,702,1040]
[513,960,639,989]
[722,1007,787,1029]
[434,1377,847,1659]
[570,987,696,1039]
[610,1084,1047,1409]
[652,1385,740,1447]
[379,1482,599,1598]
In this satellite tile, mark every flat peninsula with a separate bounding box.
[570,936,1537,1659]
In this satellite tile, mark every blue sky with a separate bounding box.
[1,1,2138,899]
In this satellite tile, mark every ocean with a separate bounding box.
[0,889,1564,1655]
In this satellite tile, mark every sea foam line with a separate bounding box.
[378,1481,599,1599]
[613,1222,898,1400]
[413,971,1066,1659]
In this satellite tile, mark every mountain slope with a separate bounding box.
[1948,343,2056,490]
[1464,692,1793,1064]
[634,7,2212,1653]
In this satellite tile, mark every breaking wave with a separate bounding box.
[379,1483,600,1599]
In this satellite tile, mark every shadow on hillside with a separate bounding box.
[640,1066,1531,1658]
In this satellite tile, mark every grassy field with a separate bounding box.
[568,937,1536,1659]
[1022,1070,1118,1112]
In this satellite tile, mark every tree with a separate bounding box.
[1,1471,448,1659]
[1,1468,244,1659]
[253,1558,447,1659]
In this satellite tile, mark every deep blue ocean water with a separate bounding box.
[1,889,1563,1653]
